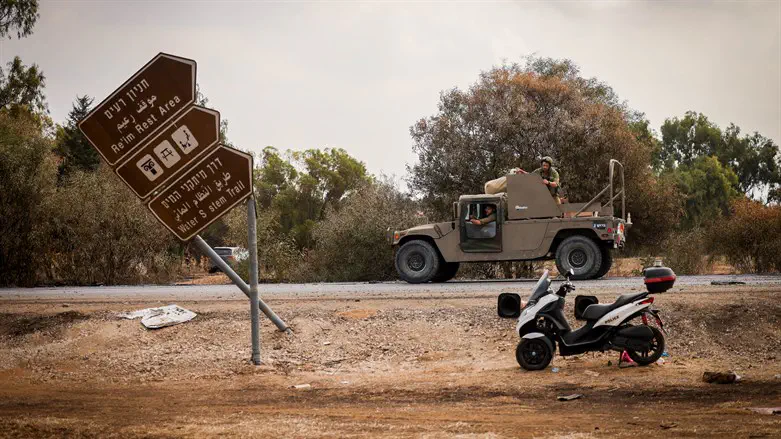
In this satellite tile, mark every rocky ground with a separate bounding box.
[1,281,780,438]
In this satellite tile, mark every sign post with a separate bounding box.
[78,52,290,364]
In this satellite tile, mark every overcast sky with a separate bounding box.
[1,1,779,181]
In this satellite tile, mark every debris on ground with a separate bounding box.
[656,358,666,365]
[702,371,741,384]
[746,407,781,415]
[118,305,196,329]
[551,367,559,373]
[661,351,670,357]
[557,394,583,401]
[583,370,600,377]
[292,384,312,390]
[711,280,747,286]
[660,422,678,429]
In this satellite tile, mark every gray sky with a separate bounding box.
[1,1,779,181]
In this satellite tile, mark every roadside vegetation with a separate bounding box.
[1,0,779,286]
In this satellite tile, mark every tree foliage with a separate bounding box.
[0,110,57,286]
[0,0,38,39]
[255,146,368,249]
[408,57,682,248]
[54,95,100,178]
[671,156,739,228]
[657,111,781,202]
[0,56,46,115]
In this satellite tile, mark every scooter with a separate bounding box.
[511,269,668,371]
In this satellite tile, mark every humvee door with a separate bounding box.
[460,200,502,253]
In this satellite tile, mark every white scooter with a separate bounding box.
[513,269,667,371]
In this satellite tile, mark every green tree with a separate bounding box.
[657,111,781,202]
[0,0,39,39]
[254,146,368,249]
[0,56,46,115]
[408,57,682,248]
[671,156,739,228]
[0,110,57,286]
[55,95,100,177]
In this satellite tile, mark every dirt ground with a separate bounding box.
[1,282,780,438]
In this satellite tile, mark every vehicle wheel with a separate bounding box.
[432,262,460,283]
[594,247,613,279]
[395,240,442,284]
[626,326,665,366]
[555,235,602,280]
[515,337,554,371]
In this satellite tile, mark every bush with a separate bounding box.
[660,229,712,275]
[0,112,58,286]
[47,167,181,285]
[708,199,781,273]
[307,180,425,282]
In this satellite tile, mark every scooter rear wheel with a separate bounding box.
[626,326,665,366]
[516,337,553,371]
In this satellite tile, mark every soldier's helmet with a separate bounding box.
[541,156,554,166]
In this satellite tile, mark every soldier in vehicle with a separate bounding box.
[469,204,496,226]
[517,156,561,204]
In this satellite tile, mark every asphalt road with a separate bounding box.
[1,274,780,301]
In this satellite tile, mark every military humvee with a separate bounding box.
[389,160,630,283]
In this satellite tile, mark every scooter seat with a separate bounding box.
[582,292,648,321]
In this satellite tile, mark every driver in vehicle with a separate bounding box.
[469,205,496,226]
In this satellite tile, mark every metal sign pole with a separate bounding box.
[193,235,291,333]
[247,197,261,365]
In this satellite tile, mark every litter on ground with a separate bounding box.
[118,305,197,329]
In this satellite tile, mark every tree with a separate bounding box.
[254,146,368,249]
[656,111,781,202]
[55,95,100,177]
[0,0,39,39]
[408,57,682,248]
[671,156,740,228]
[0,56,46,114]
[0,110,57,286]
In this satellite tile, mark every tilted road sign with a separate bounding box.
[79,53,196,166]
[147,145,254,241]
[115,106,220,199]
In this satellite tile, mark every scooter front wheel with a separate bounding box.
[516,337,553,371]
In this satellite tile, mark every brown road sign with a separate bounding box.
[115,106,220,199]
[79,53,196,166]
[148,145,253,241]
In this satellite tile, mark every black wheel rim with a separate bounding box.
[521,339,547,366]
[408,253,425,272]
[569,249,587,268]
[635,332,661,360]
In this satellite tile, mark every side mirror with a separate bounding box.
[567,268,574,279]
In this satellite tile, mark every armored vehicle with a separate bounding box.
[389,160,629,283]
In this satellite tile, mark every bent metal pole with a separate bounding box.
[247,197,261,365]
[193,235,291,334]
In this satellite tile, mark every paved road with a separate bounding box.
[1,274,780,301]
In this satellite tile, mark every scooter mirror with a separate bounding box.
[569,268,574,277]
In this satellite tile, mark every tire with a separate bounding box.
[626,326,665,366]
[395,240,442,284]
[555,235,602,280]
[432,262,460,283]
[515,337,554,371]
[594,247,613,279]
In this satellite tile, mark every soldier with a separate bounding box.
[469,204,496,226]
[518,156,561,204]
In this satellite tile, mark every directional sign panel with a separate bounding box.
[115,106,220,199]
[148,145,253,241]
[79,53,196,165]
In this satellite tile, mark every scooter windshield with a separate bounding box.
[528,270,551,302]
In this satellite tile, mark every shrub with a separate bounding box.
[307,180,425,282]
[660,229,712,275]
[708,199,781,273]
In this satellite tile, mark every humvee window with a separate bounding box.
[465,203,497,239]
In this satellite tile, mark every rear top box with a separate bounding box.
[644,266,676,293]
